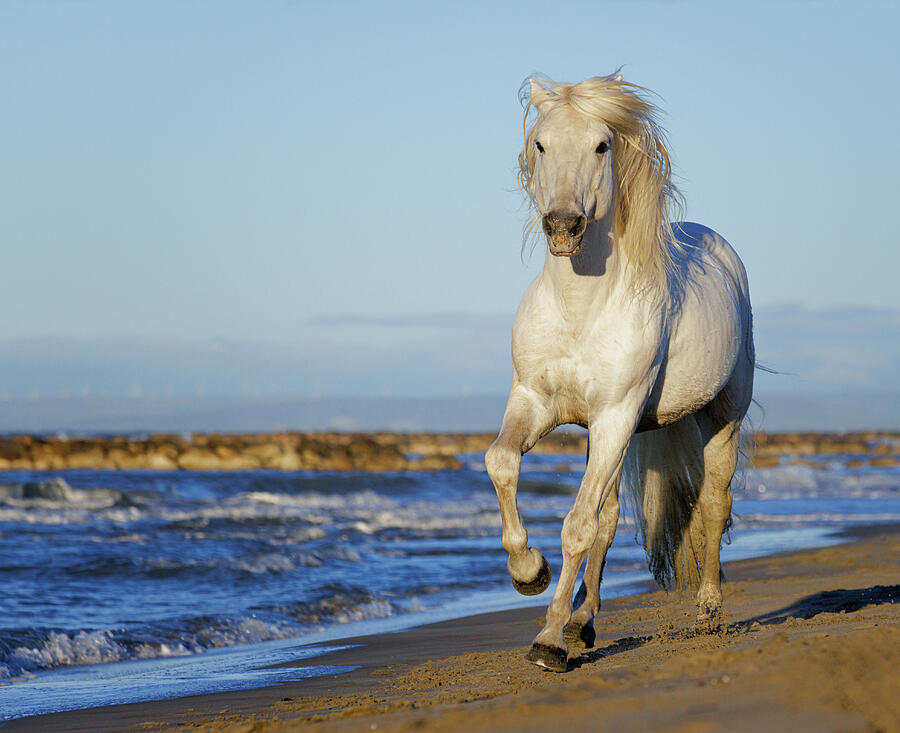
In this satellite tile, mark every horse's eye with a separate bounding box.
[535,141,544,154]
[596,141,609,154]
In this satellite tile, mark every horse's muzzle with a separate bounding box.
[542,212,586,257]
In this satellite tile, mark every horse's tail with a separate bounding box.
[621,416,707,591]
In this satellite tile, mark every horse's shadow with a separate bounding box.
[568,584,899,671]
[738,584,898,627]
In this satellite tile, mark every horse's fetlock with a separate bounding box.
[696,583,723,614]
[507,546,540,579]
[501,528,527,557]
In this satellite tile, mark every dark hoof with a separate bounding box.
[564,619,596,648]
[526,643,568,672]
[511,557,552,596]
[696,606,723,631]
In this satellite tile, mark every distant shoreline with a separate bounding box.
[0,430,897,473]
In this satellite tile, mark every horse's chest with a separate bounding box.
[513,318,618,417]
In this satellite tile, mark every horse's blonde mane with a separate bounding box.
[518,73,684,289]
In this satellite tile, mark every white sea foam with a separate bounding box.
[7,630,129,673]
[0,595,404,680]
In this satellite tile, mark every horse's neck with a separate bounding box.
[541,217,630,311]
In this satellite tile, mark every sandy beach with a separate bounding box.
[6,523,897,733]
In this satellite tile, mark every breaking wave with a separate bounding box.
[0,454,896,684]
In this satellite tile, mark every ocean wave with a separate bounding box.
[0,586,415,680]
[0,480,511,540]
[742,465,900,499]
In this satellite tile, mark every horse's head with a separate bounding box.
[527,81,615,257]
[518,74,683,278]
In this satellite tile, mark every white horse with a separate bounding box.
[486,73,754,672]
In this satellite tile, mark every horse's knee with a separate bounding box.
[485,441,519,488]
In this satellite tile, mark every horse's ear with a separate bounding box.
[529,78,550,113]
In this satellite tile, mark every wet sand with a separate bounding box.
[6,524,899,733]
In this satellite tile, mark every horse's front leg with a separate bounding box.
[486,386,555,595]
[527,413,635,672]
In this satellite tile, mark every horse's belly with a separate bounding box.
[640,359,733,430]
[640,281,744,430]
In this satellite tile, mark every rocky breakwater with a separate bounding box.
[0,433,462,472]
[381,429,899,470]
[382,429,899,468]
[0,430,895,473]
[748,431,900,468]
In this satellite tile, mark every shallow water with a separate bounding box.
[0,452,898,720]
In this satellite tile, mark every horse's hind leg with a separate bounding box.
[565,488,619,648]
[694,402,744,622]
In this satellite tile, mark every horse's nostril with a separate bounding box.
[544,212,584,239]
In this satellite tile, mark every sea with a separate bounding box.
[1,449,899,721]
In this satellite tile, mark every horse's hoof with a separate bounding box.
[511,557,552,596]
[526,643,568,672]
[564,619,596,648]
[696,605,723,631]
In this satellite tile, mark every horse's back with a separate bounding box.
[671,221,750,300]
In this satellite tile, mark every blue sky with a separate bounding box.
[1,0,898,399]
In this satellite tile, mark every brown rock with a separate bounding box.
[66,447,106,469]
[217,453,261,470]
[297,438,335,470]
[748,454,780,468]
[269,450,304,471]
[32,454,68,471]
[817,441,869,454]
[790,457,825,469]
[144,451,179,471]
[107,448,151,470]
[410,455,463,471]
[244,442,285,466]
[868,456,900,467]
[176,448,222,471]
[0,438,28,461]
